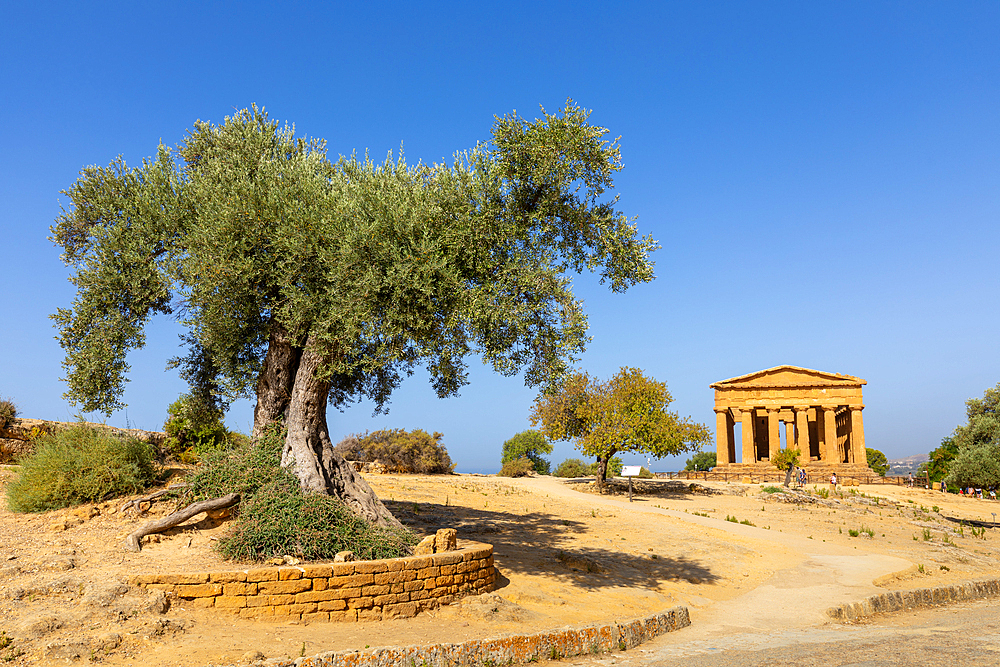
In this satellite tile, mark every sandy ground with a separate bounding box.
[1,466,999,666]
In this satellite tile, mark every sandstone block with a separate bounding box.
[408,556,434,569]
[302,565,332,578]
[257,579,312,596]
[223,583,254,596]
[362,584,390,596]
[404,580,424,593]
[330,563,355,577]
[246,595,270,608]
[354,560,389,574]
[247,568,279,583]
[374,572,404,586]
[329,609,358,622]
[312,578,328,592]
[413,536,435,556]
[215,596,247,609]
[417,566,440,579]
[302,611,329,624]
[157,573,210,585]
[329,573,373,589]
[182,597,215,608]
[333,551,356,563]
[433,551,463,566]
[175,583,223,598]
[382,602,417,619]
[357,608,382,622]
[239,606,274,618]
[278,567,303,580]
[288,603,318,615]
[439,564,457,576]
[347,596,374,609]
[318,599,348,612]
[295,590,340,604]
[210,571,247,583]
[434,528,457,552]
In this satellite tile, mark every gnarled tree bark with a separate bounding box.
[251,323,302,440]
[281,336,404,530]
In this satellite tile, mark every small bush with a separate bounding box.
[685,451,716,471]
[761,485,782,494]
[181,424,288,504]
[216,473,415,561]
[334,429,454,474]
[164,393,242,463]
[7,423,157,512]
[501,430,552,475]
[636,466,655,479]
[0,397,17,429]
[498,457,535,477]
[554,458,591,478]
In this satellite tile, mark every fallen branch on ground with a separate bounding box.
[119,483,189,515]
[126,493,239,552]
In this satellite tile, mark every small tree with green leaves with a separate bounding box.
[944,444,1000,490]
[685,451,716,471]
[501,430,553,475]
[531,367,708,492]
[866,447,889,476]
[771,448,801,487]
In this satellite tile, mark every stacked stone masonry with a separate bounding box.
[216,606,690,667]
[129,541,494,623]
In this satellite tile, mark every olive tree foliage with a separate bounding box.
[865,448,889,477]
[684,451,716,471]
[501,430,553,474]
[531,367,709,491]
[51,103,657,524]
[938,383,1000,489]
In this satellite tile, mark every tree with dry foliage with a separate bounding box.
[531,367,709,491]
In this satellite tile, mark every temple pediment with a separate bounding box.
[710,365,865,390]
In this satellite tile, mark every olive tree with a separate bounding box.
[531,367,708,491]
[52,103,657,524]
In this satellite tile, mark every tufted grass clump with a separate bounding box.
[0,397,17,429]
[181,424,415,562]
[6,423,157,512]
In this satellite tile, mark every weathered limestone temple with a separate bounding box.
[710,366,876,477]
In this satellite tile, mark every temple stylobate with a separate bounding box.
[709,366,875,475]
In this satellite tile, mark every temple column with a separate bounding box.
[740,408,754,464]
[714,408,731,465]
[784,420,794,452]
[767,409,780,460]
[823,407,838,463]
[850,405,866,465]
[794,406,810,453]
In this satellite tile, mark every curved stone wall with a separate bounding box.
[129,540,494,622]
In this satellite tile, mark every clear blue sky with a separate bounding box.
[2,2,998,473]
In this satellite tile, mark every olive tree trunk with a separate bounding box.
[251,323,302,441]
[279,336,403,530]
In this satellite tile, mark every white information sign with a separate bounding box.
[621,466,642,477]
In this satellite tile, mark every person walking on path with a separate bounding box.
[830,472,838,493]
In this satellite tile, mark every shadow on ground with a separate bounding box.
[384,499,718,590]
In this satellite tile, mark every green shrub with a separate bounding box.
[0,396,18,429]
[7,423,157,512]
[636,466,655,479]
[498,457,535,477]
[334,429,454,474]
[164,393,241,463]
[501,430,552,475]
[761,485,783,494]
[181,424,288,504]
[216,474,415,561]
[685,451,716,471]
[554,458,590,477]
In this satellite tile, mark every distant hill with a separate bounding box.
[887,454,929,476]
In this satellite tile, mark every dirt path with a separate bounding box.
[2,469,1000,665]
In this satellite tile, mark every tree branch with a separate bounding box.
[126,493,239,552]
